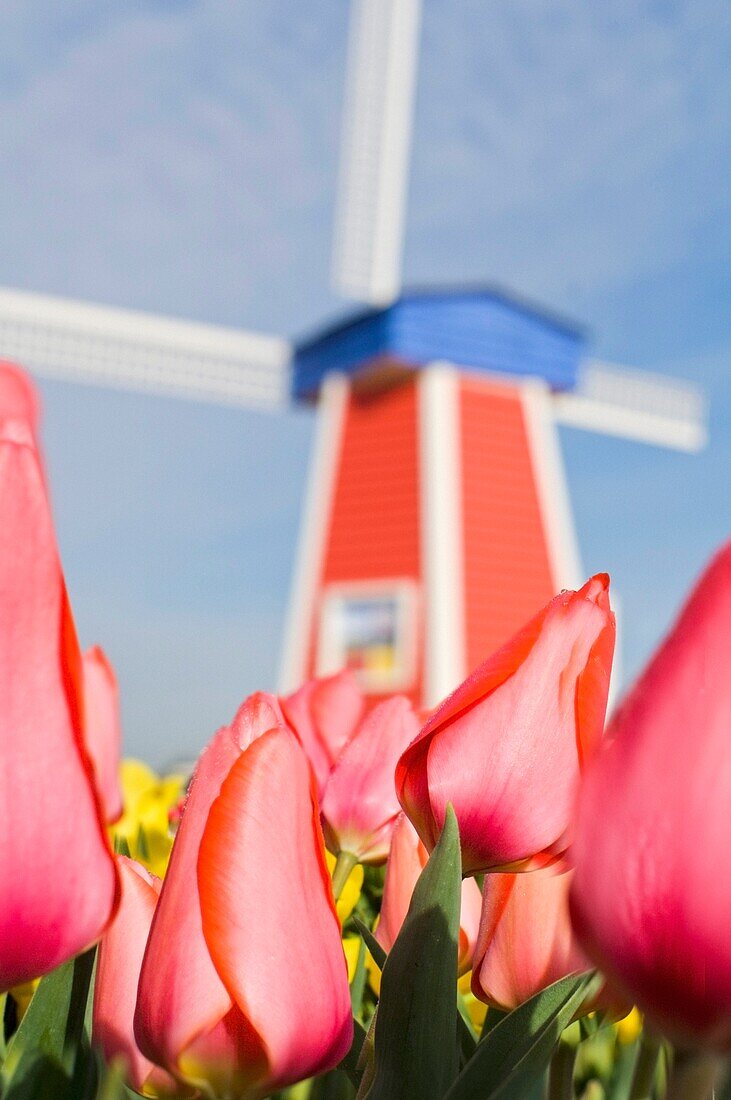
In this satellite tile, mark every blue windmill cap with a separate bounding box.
[292,285,587,400]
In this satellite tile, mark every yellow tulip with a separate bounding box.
[343,935,363,985]
[325,850,364,924]
[110,760,186,879]
[458,972,488,1033]
[616,1007,643,1044]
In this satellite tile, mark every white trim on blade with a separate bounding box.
[418,363,467,708]
[522,378,583,592]
[278,374,350,694]
[331,0,422,304]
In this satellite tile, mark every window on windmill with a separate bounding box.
[316,580,418,693]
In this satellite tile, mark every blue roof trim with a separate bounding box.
[292,287,586,400]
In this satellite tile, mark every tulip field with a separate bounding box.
[0,359,729,1099]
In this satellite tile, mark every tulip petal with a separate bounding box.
[93,858,181,1096]
[135,692,284,1076]
[571,542,731,1048]
[282,670,364,795]
[198,727,353,1092]
[321,696,419,863]
[396,601,552,851]
[472,869,593,1011]
[177,1006,268,1099]
[573,576,614,766]
[376,814,427,956]
[458,872,484,975]
[0,422,118,990]
[82,646,124,823]
[397,577,614,874]
[310,669,364,761]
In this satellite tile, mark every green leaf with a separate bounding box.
[353,919,386,972]
[444,972,598,1100]
[339,1019,367,1089]
[456,993,478,1067]
[2,949,96,1093]
[355,889,475,1068]
[0,992,7,1060]
[364,804,462,1100]
[310,1067,357,1099]
[94,1055,141,1100]
[135,826,150,863]
[3,1051,69,1099]
[349,938,368,1019]
[113,834,131,858]
[604,1040,640,1100]
[480,1006,507,1041]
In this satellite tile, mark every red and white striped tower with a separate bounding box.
[280,324,582,711]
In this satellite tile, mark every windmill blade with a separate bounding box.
[0,286,291,411]
[553,360,707,452]
[331,0,422,305]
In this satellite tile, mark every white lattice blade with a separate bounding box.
[331,0,422,305]
[553,360,707,452]
[0,286,291,410]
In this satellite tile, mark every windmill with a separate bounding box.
[0,0,706,711]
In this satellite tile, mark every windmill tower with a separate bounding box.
[0,1,706,711]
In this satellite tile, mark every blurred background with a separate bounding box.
[0,1,728,764]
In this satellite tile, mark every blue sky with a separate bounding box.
[0,1,729,763]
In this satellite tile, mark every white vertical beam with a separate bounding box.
[332,0,422,305]
[278,375,349,693]
[418,364,467,707]
[522,378,583,591]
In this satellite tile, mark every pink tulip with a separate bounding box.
[135,692,284,1076]
[82,646,123,824]
[320,696,419,863]
[282,669,365,796]
[472,868,599,1011]
[378,814,482,975]
[396,575,615,876]
[136,696,351,1094]
[93,858,184,1096]
[0,419,118,991]
[570,541,731,1049]
[198,727,353,1092]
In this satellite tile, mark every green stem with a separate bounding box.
[665,1050,726,1100]
[331,850,359,901]
[629,1029,662,1100]
[547,1039,577,1100]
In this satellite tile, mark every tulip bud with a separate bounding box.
[93,857,184,1096]
[472,868,598,1011]
[134,693,285,1084]
[0,419,118,991]
[135,701,352,1095]
[570,541,731,1049]
[321,696,419,863]
[282,669,365,795]
[378,814,482,975]
[82,646,124,824]
[397,575,615,875]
